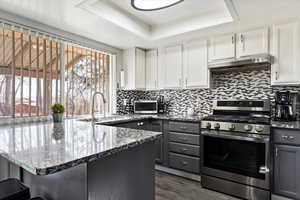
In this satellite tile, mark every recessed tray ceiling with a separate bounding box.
[77,0,235,40]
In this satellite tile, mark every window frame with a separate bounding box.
[0,26,116,119]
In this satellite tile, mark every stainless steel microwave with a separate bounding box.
[134,100,158,114]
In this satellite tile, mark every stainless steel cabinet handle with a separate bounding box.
[282,135,295,140]
[180,148,188,152]
[240,34,244,43]
[259,166,270,174]
[232,36,234,44]
[281,135,288,139]
[275,147,278,157]
[288,136,295,140]
[275,72,279,80]
[180,137,188,141]
[181,161,188,166]
[180,126,187,130]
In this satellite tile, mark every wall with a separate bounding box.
[116,65,300,116]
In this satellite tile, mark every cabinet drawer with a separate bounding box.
[169,153,200,174]
[169,142,200,157]
[273,128,300,145]
[169,132,200,145]
[169,121,200,134]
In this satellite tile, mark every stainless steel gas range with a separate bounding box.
[200,100,271,200]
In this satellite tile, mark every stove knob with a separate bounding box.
[228,124,235,131]
[206,122,211,129]
[244,124,253,131]
[214,123,220,130]
[255,125,264,132]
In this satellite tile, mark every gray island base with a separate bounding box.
[23,141,155,200]
[0,119,161,200]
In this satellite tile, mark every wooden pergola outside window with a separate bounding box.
[0,25,110,118]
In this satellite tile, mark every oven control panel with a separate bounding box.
[201,121,270,135]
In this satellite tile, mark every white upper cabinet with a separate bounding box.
[208,33,235,61]
[237,28,269,57]
[184,40,209,88]
[145,49,158,90]
[271,21,300,85]
[164,45,183,89]
[135,48,146,89]
[122,48,146,90]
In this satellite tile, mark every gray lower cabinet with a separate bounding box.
[169,142,200,157]
[106,119,201,174]
[169,153,200,174]
[274,144,300,199]
[112,119,164,164]
[167,121,201,174]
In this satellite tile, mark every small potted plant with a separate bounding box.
[51,103,65,123]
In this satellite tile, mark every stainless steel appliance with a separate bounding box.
[134,100,158,114]
[201,100,271,200]
[208,54,273,70]
[157,95,166,114]
[275,91,299,121]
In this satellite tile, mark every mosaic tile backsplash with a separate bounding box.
[116,65,300,117]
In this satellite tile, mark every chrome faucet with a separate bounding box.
[92,91,107,121]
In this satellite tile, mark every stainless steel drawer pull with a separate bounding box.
[180,148,188,152]
[288,136,295,140]
[180,137,188,141]
[180,126,187,130]
[281,135,288,139]
[181,161,188,166]
[282,135,295,140]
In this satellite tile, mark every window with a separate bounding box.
[64,45,110,117]
[0,24,111,118]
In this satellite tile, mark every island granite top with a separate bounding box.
[82,114,203,124]
[271,120,300,130]
[0,119,161,176]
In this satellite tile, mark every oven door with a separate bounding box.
[201,130,270,189]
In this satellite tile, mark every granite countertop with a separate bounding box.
[82,114,203,124]
[0,119,161,176]
[271,120,300,130]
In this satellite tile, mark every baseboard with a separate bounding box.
[155,165,201,182]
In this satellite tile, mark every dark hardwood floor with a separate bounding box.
[155,171,240,200]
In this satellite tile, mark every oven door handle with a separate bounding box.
[201,131,269,143]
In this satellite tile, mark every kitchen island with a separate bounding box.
[0,119,162,200]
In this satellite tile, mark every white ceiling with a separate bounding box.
[78,0,234,40]
[109,0,231,26]
[0,0,300,49]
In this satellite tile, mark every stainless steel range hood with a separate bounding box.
[208,54,273,70]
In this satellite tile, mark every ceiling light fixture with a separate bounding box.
[131,0,184,11]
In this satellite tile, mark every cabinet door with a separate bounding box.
[272,21,300,85]
[122,48,135,90]
[135,48,146,89]
[237,28,269,57]
[274,145,300,199]
[164,45,183,89]
[146,49,158,90]
[208,33,235,61]
[151,120,163,164]
[185,40,209,88]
